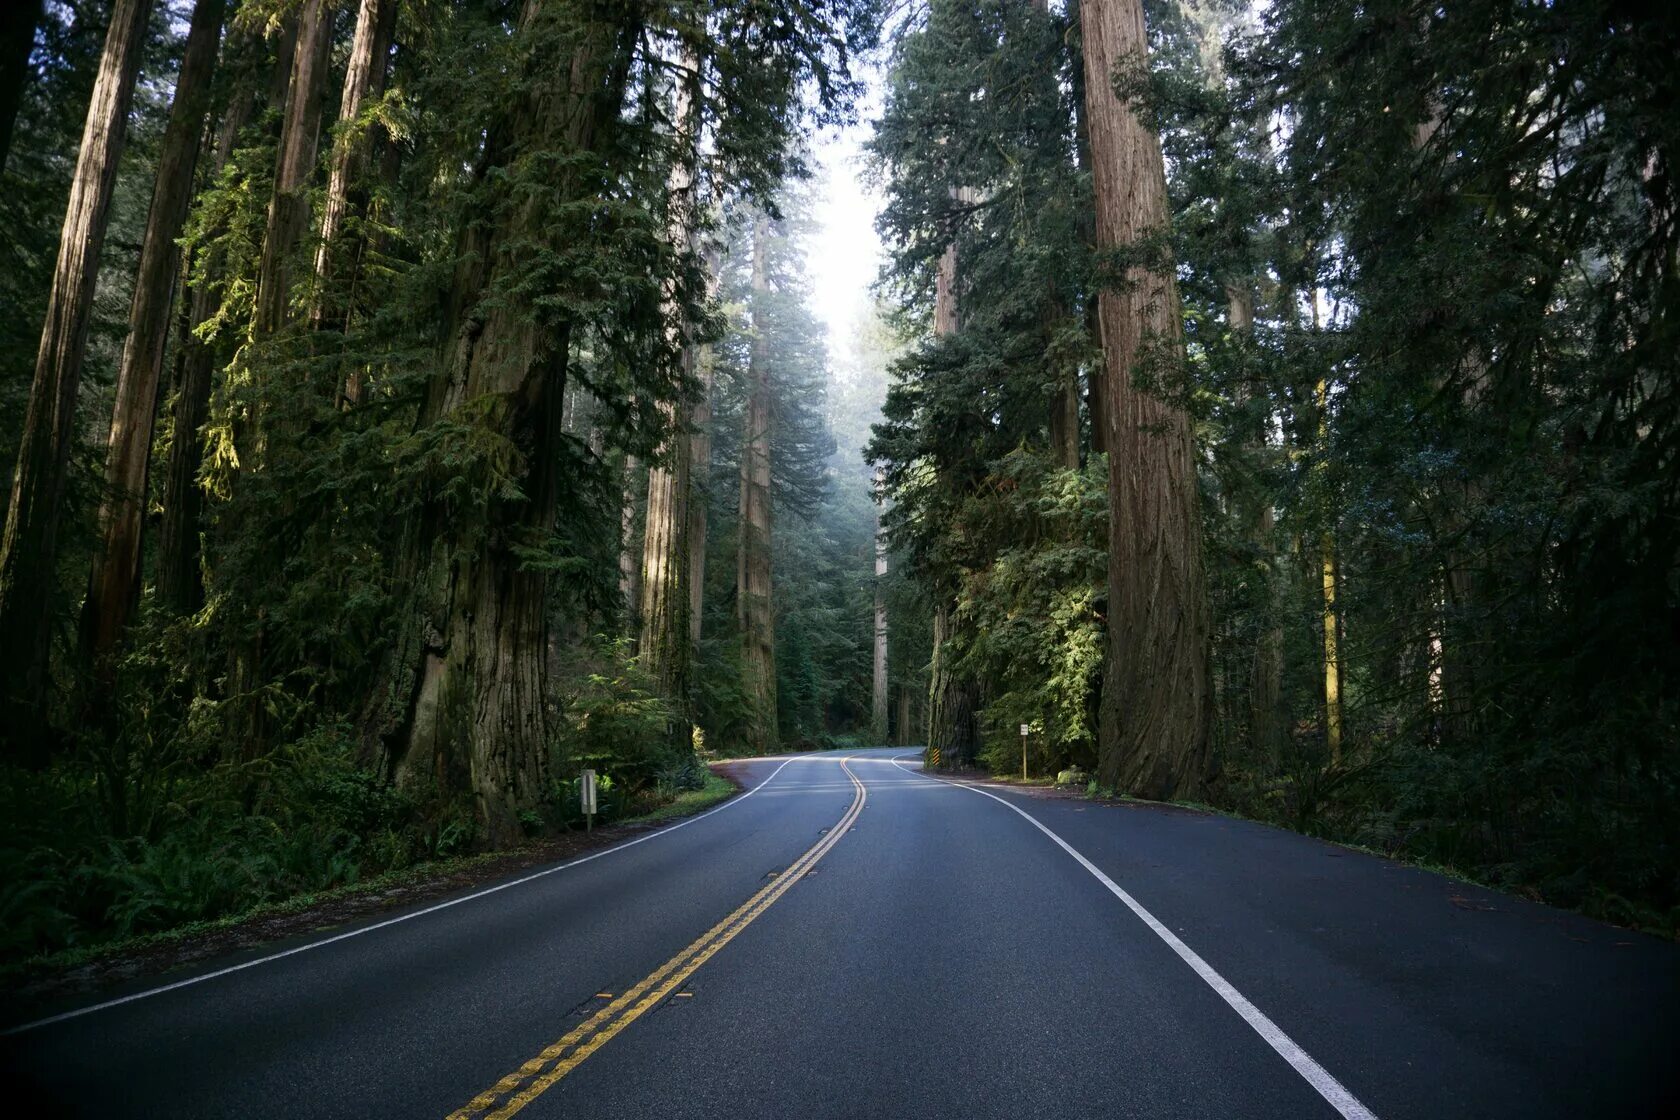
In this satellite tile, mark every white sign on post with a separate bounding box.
[581,768,598,830]
[1020,724,1030,737]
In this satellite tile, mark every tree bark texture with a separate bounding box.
[1309,274,1343,765]
[1248,502,1286,761]
[638,49,701,719]
[311,0,398,335]
[82,0,228,674]
[619,453,640,629]
[0,0,152,748]
[155,57,266,616]
[737,215,777,754]
[871,472,888,744]
[1070,1,1107,460]
[639,432,689,696]
[928,602,979,766]
[0,0,42,173]
[1050,361,1081,468]
[254,0,332,337]
[1030,0,1079,470]
[1229,283,1284,761]
[926,186,981,770]
[375,4,636,847]
[686,247,720,648]
[1081,0,1212,799]
[224,0,334,751]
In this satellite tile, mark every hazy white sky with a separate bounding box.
[807,79,888,371]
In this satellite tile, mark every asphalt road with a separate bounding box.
[4,748,1677,1118]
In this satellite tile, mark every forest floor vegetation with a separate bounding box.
[1,769,740,1011]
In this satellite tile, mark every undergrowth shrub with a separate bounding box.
[0,725,419,963]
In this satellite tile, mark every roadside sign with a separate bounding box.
[581,769,598,830]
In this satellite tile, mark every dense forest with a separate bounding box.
[0,0,1675,970]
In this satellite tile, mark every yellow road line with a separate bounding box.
[447,758,867,1120]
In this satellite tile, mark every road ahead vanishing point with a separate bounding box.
[5,749,1677,1119]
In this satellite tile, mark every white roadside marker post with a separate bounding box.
[1020,723,1030,781]
[581,768,598,833]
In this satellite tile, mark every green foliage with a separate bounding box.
[0,0,894,964]
[694,188,883,753]
[870,0,1101,766]
[960,452,1107,775]
[552,637,683,796]
[1161,0,1680,922]
[0,725,416,961]
[866,0,1679,924]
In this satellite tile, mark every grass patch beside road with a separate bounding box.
[624,772,738,826]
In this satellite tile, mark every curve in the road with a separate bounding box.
[890,752,1379,1120]
[451,758,868,1119]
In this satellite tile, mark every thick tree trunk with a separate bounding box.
[1031,1,1080,470]
[1309,288,1343,765]
[155,65,265,616]
[1317,420,1343,766]
[1249,503,1286,761]
[895,683,912,746]
[686,248,720,648]
[311,0,398,340]
[1049,355,1081,469]
[925,184,982,770]
[1084,298,1107,457]
[255,0,332,338]
[376,5,635,846]
[0,0,42,173]
[225,0,334,751]
[1048,353,1080,467]
[1081,0,1212,799]
[928,602,979,766]
[155,38,270,616]
[871,474,888,743]
[0,0,152,750]
[638,51,701,724]
[81,0,227,675]
[1320,521,1343,764]
[1070,1,1106,460]
[619,453,640,629]
[639,433,689,694]
[1229,283,1285,761]
[737,215,777,753]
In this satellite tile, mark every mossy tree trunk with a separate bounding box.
[374,4,638,847]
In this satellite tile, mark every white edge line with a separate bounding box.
[6,756,802,1036]
[889,754,1379,1120]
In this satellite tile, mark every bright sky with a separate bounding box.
[808,76,888,371]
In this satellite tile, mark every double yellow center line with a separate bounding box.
[447,758,867,1119]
